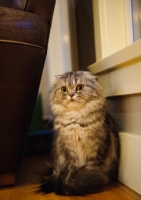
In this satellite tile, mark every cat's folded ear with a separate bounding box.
[87,71,98,82]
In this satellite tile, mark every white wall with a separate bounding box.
[39,0,74,119]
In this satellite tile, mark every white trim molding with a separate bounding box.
[88,39,141,97]
[118,132,141,195]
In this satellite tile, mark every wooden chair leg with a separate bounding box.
[0,173,15,186]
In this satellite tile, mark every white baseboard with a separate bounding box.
[118,132,141,195]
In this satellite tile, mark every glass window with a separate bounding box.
[131,0,141,41]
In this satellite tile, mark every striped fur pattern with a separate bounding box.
[40,71,120,196]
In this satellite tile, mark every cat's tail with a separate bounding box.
[54,165,109,196]
[38,160,57,194]
[38,164,109,196]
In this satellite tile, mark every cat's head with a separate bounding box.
[50,71,104,114]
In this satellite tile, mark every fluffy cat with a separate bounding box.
[39,71,120,196]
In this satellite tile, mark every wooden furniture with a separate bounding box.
[0,0,56,186]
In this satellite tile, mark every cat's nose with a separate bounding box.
[69,92,74,98]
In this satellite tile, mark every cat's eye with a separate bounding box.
[76,84,84,92]
[61,86,68,94]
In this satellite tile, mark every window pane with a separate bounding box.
[131,0,141,42]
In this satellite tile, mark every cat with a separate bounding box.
[39,71,120,196]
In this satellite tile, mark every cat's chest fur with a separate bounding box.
[66,124,87,166]
[54,103,102,167]
[63,125,88,167]
[55,111,97,167]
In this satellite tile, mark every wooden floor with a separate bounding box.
[0,155,140,200]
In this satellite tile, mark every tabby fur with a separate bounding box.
[39,71,120,196]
